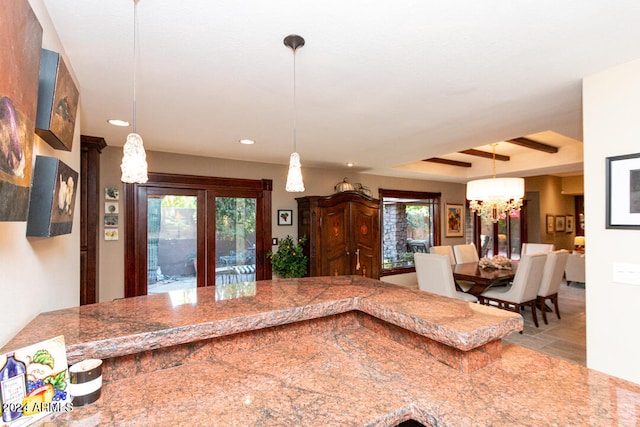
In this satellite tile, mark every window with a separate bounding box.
[467,201,527,260]
[379,189,441,273]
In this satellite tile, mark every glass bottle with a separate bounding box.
[1,352,27,422]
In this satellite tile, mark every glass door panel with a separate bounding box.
[147,195,198,294]
[215,197,257,285]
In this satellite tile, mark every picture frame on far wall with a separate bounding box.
[445,203,464,237]
[546,214,555,234]
[566,214,574,233]
[277,209,293,226]
[606,152,640,229]
[555,215,566,232]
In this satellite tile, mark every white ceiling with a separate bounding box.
[42,0,640,183]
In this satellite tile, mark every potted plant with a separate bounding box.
[268,235,308,278]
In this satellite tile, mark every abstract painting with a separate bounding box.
[0,0,43,221]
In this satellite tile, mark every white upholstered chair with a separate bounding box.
[453,243,479,264]
[537,250,570,324]
[430,245,473,292]
[521,243,555,256]
[414,253,478,303]
[429,245,456,265]
[565,252,586,285]
[479,253,547,328]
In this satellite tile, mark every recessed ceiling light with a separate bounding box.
[108,119,130,127]
[347,162,354,167]
[239,139,255,145]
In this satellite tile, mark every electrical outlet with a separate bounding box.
[613,262,640,285]
[272,238,278,245]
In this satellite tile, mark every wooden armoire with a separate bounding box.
[296,191,380,278]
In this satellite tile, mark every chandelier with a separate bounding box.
[466,144,524,222]
[121,0,148,184]
[284,34,305,192]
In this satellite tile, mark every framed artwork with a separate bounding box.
[105,187,119,200]
[555,215,566,232]
[606,152,640,229]
[105,202,119,214]
[104,215,118,227]
[104,229,119,240]
[566,215,574,233]
[35,49,79,151]
[278,209,293,226]
[0,0,43,221]
[445,203,464,237]
[546,214,555,234]
[26,156,78,237]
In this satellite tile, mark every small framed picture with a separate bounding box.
[105,202,119,214]
[104,229,119,240]
[104,215,119,227]
[445,203,464,237]
[606,152,640,229]
[105,187,119,200]
[278,209,293,226]
[546,214,555,234]
[555,215,566,232]
[566,214,574,233]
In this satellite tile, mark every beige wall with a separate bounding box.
[98,146,467,301]
[0,0,80,347]
[525,175,576,250]
[583,58,640,385]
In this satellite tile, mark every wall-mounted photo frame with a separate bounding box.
[606,152,640,229]
[104,229,118,240]
[546,214,555,234]
[105,187,119,200]
[277,209,293,226]
[445,203,464,237]
[105,202,119,214]
[555,215,566,232]
[104,215,118,228]
[566,214,574,233]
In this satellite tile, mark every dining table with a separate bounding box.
[453,261,517,296]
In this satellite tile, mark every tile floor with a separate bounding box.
[502,281,586,366]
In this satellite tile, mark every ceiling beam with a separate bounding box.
[506,137,559,153]
[458,149,510,161]
[422,157,472,168]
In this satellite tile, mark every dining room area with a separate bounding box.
[409,241,586,366]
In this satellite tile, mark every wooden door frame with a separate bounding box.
[124,172,272,297]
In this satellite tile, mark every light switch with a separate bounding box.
[613,262,640,285]
[272,238,278,246]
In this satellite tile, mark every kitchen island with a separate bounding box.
[2,276,639,426]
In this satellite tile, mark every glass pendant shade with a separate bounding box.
[467,177,524,222]
[120,133,148,183]
[285,152,305,192]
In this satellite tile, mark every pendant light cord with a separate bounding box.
[132,0,139,134]
[292,47,297,153]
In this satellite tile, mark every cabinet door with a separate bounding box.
[320,202,350,276]
[351,201,380,278]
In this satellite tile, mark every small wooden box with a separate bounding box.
[26,156,78,237]
[35,49,79,151]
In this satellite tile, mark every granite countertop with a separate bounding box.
[3,276,639,426]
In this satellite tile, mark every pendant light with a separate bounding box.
[466,143,524,222]
[284,35,305,192]
[120,0,148,184]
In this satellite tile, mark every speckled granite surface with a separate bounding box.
[3,277,640,426]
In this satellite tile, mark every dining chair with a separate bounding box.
[521,243,555,256]
[430,245,473,292]
[453,243,479,264]
[478,253,547,328]
[414,253,478,302]
[537,250,570,324]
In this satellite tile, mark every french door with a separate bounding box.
[124,173,272,297]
